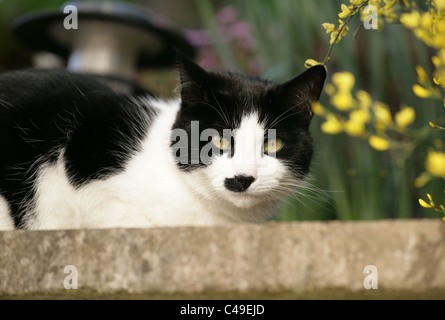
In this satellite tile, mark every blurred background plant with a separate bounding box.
[0,0,443,221]
[192,0,445,222]
[300,0,445,222]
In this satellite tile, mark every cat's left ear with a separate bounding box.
[275,65,327,121]
[175,52,211,104]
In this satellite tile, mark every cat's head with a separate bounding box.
[171,56,326,214]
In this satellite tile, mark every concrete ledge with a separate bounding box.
[1,220,445,299]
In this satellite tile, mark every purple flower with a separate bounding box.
[217,5,239,26]
[186,30,211,47]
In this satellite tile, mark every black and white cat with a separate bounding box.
[0,56,326,230]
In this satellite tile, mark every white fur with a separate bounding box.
[1,99,297,230]
[0,195,14,230]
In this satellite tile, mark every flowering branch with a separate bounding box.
[419,191,445,221]
[322,1,370,65]
[306,0,445,221]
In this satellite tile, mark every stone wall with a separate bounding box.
[1,219,444,299]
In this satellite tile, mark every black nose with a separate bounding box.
[224,175,255,192]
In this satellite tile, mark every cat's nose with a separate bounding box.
[224,175,256,192]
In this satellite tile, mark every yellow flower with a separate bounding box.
[372,102,392,133]
[429,121,445,129]
[324,83,336,96]
[415,65,428,84]
[331,92,355,111]
[436,21,445,34]
[414,172,431,188]
[332,72,355,91]
[344,119,365,137]
[414,29,432,46]
[395,106,416,131]
[434,0,445,10]
[400,11,421,29]
[329,72,356,110]
[304,59,323,68]
[346,109,371,137]
[338,19,350,36]
[339,4,352,19]
[425,151,445,177]
[369,135,391,151]
[413,84,440,98]
[420,12,433,29]
[433,34,445,49]
[349,0,364,5]
[322,23,336,34]
[412,84,431,98]
[432,56,442,68]
[419,198,432,208]
[311,101,326,116]
[330,31,340,44]
[373,102,392,125]
[351,109,371,123]
[321,113,343,134]
[356,90,372,109]
[434,74,445,87]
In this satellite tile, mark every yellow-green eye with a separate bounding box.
[212,136,231,150]
[264,138,283,153]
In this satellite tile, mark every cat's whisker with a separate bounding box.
[264,101,305,130]
[265,108,296,130]
[210,89,231,128]
[198,101,231,128]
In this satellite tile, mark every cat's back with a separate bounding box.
[0,68,108,100]
[0,69,106,172]
[0,69,157,228]
[0,68,154,176]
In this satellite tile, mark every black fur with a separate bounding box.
[0,69,155,228]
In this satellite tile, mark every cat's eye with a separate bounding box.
[264,138,283,154]
[212,136,231,150]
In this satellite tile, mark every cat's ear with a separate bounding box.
[176,53,210,103]
[275,65,326,121]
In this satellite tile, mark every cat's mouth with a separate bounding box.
[223,179,271,208]
[225,190,259,208]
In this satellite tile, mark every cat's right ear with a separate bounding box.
[273,65,327,124]
[175,52,210,103]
